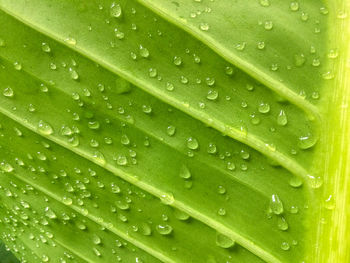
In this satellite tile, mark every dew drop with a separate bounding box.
[277,216,289,231]
[264,20,273,30]
[270,194,284,215]
[179,165,191,179]
[38,120,54,135]
[41,42,51,53]
[281,242,290,251]
[3,87,14,97]
[258,102,270,113]
[216,233,235,248]
[277,110,288,126]
[173,56,182,66]
[207,143,217,154]
[290,2,299,11]
[186,137,199,150]
[69,68,79,80]
[0,162,14,173]
[166,125,176,136]
[156,224,173,235]
[110,2,122,18]
[199,22,210,31]
[160,193,174,205]
[139,45,150,58]
[207,90,218,100]
[298,134,318,149]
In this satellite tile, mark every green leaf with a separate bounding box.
[0,0,349,263]
[0,242,18,263]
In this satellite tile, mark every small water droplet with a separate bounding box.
[290,2,299,11]
[199,22,210,31]
[3,87,14,97]
[173,56,182,66]
[179,165,191,179]
[270,194,284,215]
[258,102,270,113]
[216,233,235,248]
[139,45,150,58]
[186,137,199,150]
[160,193,174,205]
[41,42,51,53]
[277,110,288,126]
[166,125,176,136]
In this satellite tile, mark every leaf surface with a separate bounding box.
[0,1,349,263]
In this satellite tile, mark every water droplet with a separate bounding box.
[281,241,290,251]
[289,176,303,188]
[110,2,122,18]
[88,121,100,130]
[225,66,235,75]
[120,134,130,145]
[298,134,318,149]
[199,22,210,31]
[270,194,283,215]
[41,42,51,53]
[116,155,128,166]
[290,2,299,11]
[258,102,270,113]
[186,137,199,150]
[45,207,57,219]
[69,68,79,80]
[277,216,289,231]
[148,68,157,78]
[277,110,288,126]
[38,120,54,135]
[3,87,14,97]
[257,41,265,50]
[207,143,217,154]
[179,165,191,179]
[139,45,150,58]
[217,208,226,216]
[226,162,236,171]
[166,125,176,136]
[62,196,73,205]
[166,82,175,91]
[216,233,235,248]
[156,224,173,235]
[142,105,152,114]
[160,193,174,205]
[0,162,14,173]
[206,90,218,100]
[173,56,182,66]
[64,37,77,46]
[264,20,273,30]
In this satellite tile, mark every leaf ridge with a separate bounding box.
[0,105,281,263]
[0,6,311,182]
[136,0,321,121]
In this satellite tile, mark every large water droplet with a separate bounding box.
[216,233,235,248]
[38,120,54,135]
[110,2,122,18]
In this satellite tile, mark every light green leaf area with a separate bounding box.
[0,1,349,263]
